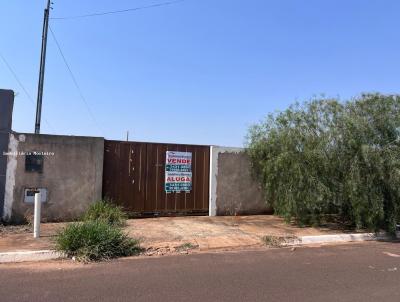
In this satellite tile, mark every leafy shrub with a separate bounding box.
[247,94,400,233]
[55,220,141,262]
[83,200,127,226]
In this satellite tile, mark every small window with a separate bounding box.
[25,154,44,173]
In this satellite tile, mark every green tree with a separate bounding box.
[246,94,400,233]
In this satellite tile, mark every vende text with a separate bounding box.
[167,158,192,164]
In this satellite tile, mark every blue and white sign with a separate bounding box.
[165,151,192,193]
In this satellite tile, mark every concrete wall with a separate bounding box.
[3,133,104,223]
[0,89,14,218]
[209,146,271,216]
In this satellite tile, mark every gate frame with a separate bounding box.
[102,140,211,217]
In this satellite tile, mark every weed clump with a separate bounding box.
[83,200,127,227]
[55,220,141,262]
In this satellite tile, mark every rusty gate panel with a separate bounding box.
[102,140,210,216]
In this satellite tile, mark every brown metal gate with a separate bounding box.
[102,140,210,216]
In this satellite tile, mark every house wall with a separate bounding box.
[3,133,104,223]
[209,146,272,216]
[2,120,269,221]
[0,89,14,218]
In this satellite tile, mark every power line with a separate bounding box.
[0,52,56,133]
[50,0,184,20]
[48,25,105,136]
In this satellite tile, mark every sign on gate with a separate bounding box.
[165,151,192,193]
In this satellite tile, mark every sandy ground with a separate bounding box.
[0,223,64,252]
[0,215,353,254]
[126,215,355,254]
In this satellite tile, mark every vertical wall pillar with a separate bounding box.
[0,89,14,219]
[209,146,217,216]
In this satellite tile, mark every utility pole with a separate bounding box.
[34,0,52,134]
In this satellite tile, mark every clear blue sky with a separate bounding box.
[1,0,399,147]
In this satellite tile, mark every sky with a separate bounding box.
[1,0,399,147]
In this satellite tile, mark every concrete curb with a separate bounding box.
[293,231,400,246]
[1,231,398,263]
[0,250,63,263]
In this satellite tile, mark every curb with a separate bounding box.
[0,250,62,263]
[294,231,400,246]
[1,232,399,263]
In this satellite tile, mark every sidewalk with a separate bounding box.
[0,215,393,261]
[124,215,366,252]
[0,223,64,253]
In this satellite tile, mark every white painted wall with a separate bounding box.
[3,133,20,220]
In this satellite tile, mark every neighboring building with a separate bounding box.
[0,89,14,218]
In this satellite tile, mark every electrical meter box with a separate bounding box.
[24,188,47,203]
